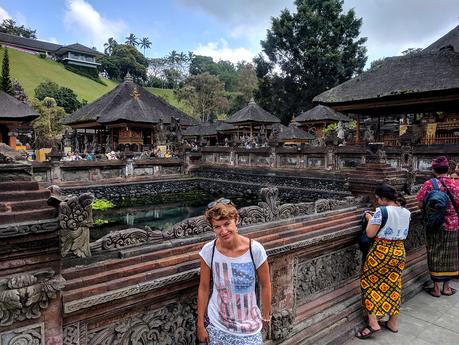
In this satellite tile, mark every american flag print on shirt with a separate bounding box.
[214,261,261,333]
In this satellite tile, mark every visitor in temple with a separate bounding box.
[416,156,459,297]
[356,183,411,339]
[197,198,271,344]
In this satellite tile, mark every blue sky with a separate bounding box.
[1,0,458,65]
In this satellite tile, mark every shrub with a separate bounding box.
[91,198,115,211]
[39,52,47,59]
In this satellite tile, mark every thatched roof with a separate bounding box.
[296,105,350,123]
[183,121,235,137]
[0,32,61,52]
[313,50,459,107]
[55,43,103,57]
[425,25,459,53]
[64,81,197,126]
[226,99,280,125]
[0,90,39,122]
[273,123,315,142]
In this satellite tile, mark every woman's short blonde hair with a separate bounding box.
[205,203,238,224]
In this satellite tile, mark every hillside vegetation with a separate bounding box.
[145,87,193,115]
[0,46,117,102]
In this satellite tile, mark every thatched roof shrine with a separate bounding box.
[183,121,235,137]
[64,80,197,127]
[274,123,315,142]
[226,99,280,125]
[296,105,350,123]
[0,90,39,121]
[313,49,459,115]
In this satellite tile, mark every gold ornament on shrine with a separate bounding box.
[131,87,140,100]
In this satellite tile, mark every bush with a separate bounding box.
[34,81,81,113]
[91,198,115,211]
[39,52,46,59]
[64,65,107,86]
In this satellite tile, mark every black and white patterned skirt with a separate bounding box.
[206,323,263,345]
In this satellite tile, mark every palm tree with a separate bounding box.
[104,37,118,55]
[139,37,152,56]
[125,33,139,47]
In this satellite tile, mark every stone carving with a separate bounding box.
[63,322,87,345]
[163,215,212,239]
[0,270,65,326]
[271,310,294,340]
[0,143,27,163]
[0,323,44,345]
[404,215,426,253]
[86,299,197,345]
[294,246,361,303]
[59,193,94,258]
[0,220,59,238]
[91,226,163,252]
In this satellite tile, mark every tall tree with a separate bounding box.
[0,19,37,39]
[31,97,67,148]
[104,37,118,55]
[140,37,152,56]
[255,0,367,123]
[125,33,139,46]
[1,48,13,95]
[99,44,148,82]
[175,72,227,122]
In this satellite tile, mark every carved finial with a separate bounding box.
[130,86,140,100]
[124,72,134,83]
[290,114,298,127]
[249,97,256,105]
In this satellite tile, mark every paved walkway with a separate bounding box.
[345,280,459,345]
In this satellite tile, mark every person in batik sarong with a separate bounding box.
[356,184,411,339]
[197,198,272,345]
[416,156,459,297]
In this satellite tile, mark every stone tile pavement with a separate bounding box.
[344,279,459,345]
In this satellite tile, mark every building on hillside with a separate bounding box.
[0,32,102,69]
[313,25,459,146]
[0,90,39,147]
[64,75,197,153]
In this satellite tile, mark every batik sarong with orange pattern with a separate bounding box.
[360,239,406,316]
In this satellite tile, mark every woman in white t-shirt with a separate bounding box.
[197,198,272,345]
[356,183,411,340]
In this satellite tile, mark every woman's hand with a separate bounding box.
[197,324,209,343]
[364,211,373,222]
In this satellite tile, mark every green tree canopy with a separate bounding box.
[0,19,37,38]
[175,72,228,122]
[125,33,139,46]
[99,44,149,82]
[34,81,81,113]
[255,0,367,123]
[1,47,13,95]
[104,37,118,55]
[31,97,67,148]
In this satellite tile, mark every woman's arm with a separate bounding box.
[365,212,381,238]
[197,258,211,342]
[257,260,272,321]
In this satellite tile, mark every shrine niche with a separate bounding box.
[118,128,143,145]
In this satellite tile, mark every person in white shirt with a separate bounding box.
[197,198,272,344]
[356,183,411,339]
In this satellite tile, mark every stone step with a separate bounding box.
[1,199,52,212]
[0,181,40,192]
[0,189,50,202]
[0,207,57,225]
[63,209,363,293]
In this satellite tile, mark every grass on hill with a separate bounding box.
[145,87,194,116]
[0,46,117,102]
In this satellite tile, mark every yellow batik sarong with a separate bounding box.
[360,239,406,316]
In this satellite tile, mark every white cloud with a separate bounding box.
[64,0,126,50]
[0,6,11,21]
[43,37,60,44]
[194,39,255,64]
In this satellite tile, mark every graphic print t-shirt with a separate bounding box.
[199,240,267,336]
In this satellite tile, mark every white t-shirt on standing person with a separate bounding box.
[370,205,411,240]
[199,239,267,336]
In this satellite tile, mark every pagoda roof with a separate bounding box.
[226,99,280,125]
[425,25,459,53]
[64,81,197,126]
[273,123,315,142]
[296,105,350,122]
[183,121,235,136]
[313,49,459,114]
[0,90,39,122]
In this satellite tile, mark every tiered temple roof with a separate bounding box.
[296,105,350,123]
[226,99,280,125]
[0,90,39,121]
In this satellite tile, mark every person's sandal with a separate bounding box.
[424,287,441,297]
[441,287,457,296]
[379,320,398,333]
[355,325,381,339]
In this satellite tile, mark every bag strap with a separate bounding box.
[210,239,216,274]
[439,179,459,216]
[249,238,257,271]
[380,206,388,230]
[431,178,440,191]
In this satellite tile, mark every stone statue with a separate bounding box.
[337,121,345,141]
[58,193,94,258]
[363,126,375,143]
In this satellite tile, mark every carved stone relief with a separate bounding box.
[59,193,94,257]
[0,323,44,345]
[63,322,87,345]
[86,299,197,345]
[91,226,162,252]
[271,310,294,341]
[294,246,361,304]
[0,220,59,238]
[0,270,65,326]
